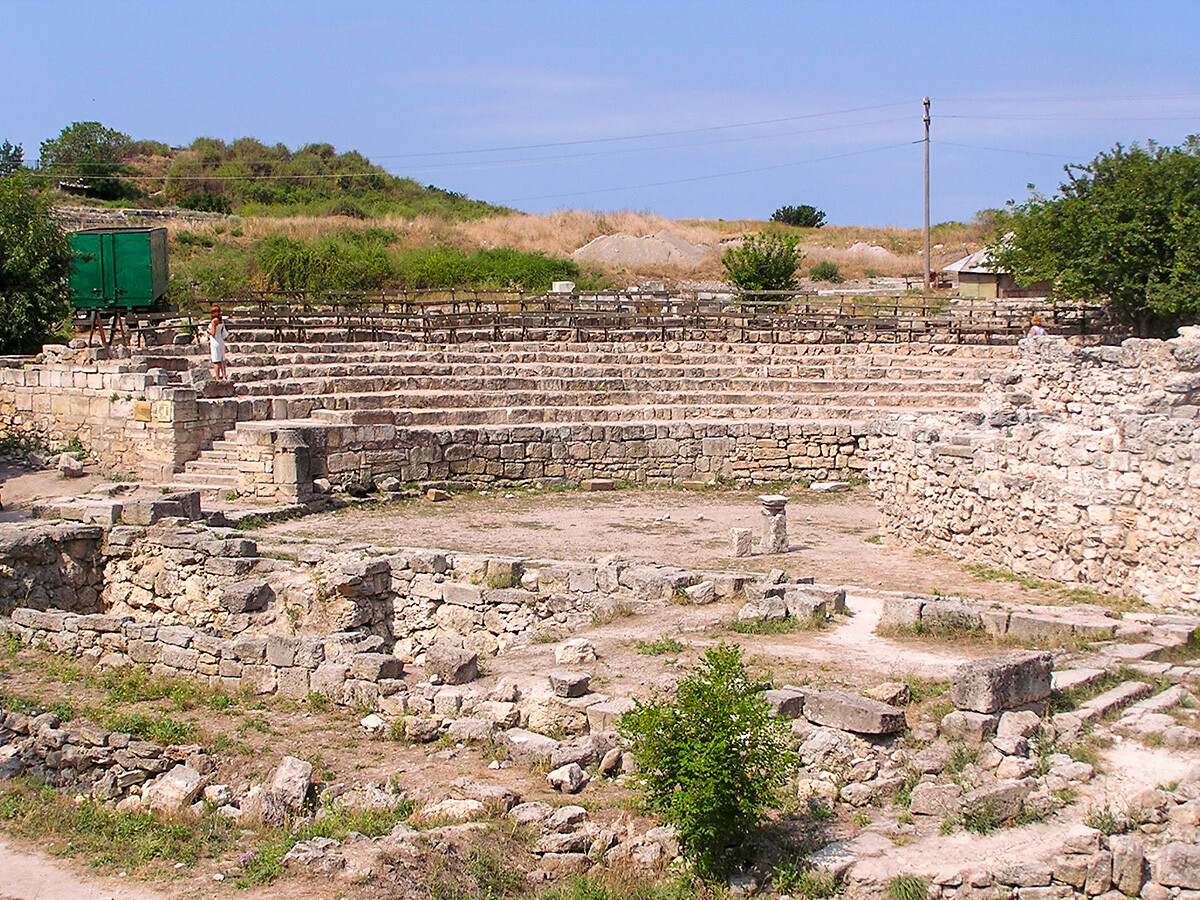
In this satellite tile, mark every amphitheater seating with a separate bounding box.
[162,339,1014,493]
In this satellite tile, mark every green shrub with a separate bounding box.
[618,642,794,879]
[886,874,929,900]
[720,232,802,293]
[771,204,826,228]
[808,261,844,283]
[178,192,232,214]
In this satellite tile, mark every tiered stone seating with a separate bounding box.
[168,339,1015,493]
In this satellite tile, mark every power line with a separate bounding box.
[362,101,913,160]
[498,141,916,204]
[935,140,1072,159]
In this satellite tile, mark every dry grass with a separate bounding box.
[159,209,993,285]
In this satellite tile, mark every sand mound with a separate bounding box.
[572,230,711,268]
[843,242,899,263]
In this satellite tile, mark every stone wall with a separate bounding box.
[0,521,750,709]
[870,332,1200,608]
[0,522,105,615]
[230,416,869,500]
[0,350,233,481]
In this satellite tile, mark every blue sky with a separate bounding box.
[7,0,1200,226]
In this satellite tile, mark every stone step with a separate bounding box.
[1078,680,1154,721]
[183,459,238,476]
[168,473,237,491]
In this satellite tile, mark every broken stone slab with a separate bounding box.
[581,478,615,491]
[684,581,716,605]
[1078,681,1154,721]
[270,756,313,812]
[909,782,963,817]
[809,481,851,493]
[1102,642,1165,661]
[940,710,998,745]
[1051,668,1106,692]
[783,591,828,622]
[554,638,596,665]
[737,596,787,623]
[220,580,272,614]
[962,779,1032,823]
[801,689,906,735]
[950,651,1053,714]
[546,763,588,794]
[548,670,590,699]
[143,764,205,813]
[878,596,924,630]
[765,687,806,719]
[498,728,559,764]
[1155,841,1200,889]
[425,644,478,685]
[585,697,635,733]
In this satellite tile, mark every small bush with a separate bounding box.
[771,204,826,228]
[619,642,795,879]
[178,192,232,214]
[886,874,929,900]
[721,232,802,293]
[808,261,844,283]
[636,637,685,656]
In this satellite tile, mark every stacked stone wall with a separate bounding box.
[870,333,1200,608]
[232,418,869,499]
[0,353,233,481]
[0,522,748,709]
[0,522,105,615]
[0,709,207,801]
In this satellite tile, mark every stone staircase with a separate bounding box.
[155,339,1017,493]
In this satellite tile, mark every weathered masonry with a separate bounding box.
[870,331,1200,608]
[1,339,1009,494]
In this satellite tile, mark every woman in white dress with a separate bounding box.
[208,305,230,379]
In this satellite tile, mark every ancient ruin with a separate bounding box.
[3,312,1200,898]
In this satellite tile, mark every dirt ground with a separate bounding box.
[262,482,1094,611]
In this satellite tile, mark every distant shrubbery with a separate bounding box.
[172,227,596,297]
[808,260,844,283]
[771,204,826,228]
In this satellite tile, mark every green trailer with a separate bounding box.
[69,227,169,309]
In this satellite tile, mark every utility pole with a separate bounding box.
[923,96,931,292]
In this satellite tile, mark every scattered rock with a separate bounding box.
[554,639,596,665]
[425,644,478,685]
[547,763,588,794]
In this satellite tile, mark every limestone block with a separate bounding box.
[765,687,806,719]
[144,764,205,813]
[909,782,962,817]
[951,651,1052,714]
[801,689,906,735]
[425,644,478,685]
[586,698,634,733]
[350,653,404,682]
[555,639,597,665]
[498,728,559,764]
[269,756,313,812]
[548,670,590,698]
[1156,842,1200,889]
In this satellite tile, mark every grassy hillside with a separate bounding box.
[51,134,509,221]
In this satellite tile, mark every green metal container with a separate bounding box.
[69,227,169,309]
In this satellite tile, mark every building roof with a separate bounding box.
[943,247,1006,275]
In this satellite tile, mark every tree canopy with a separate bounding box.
[39,121,135,200]
[0,171,72,352]
[771,204,826,228]
[992,137,1200,331]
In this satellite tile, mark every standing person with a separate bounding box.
[1028,315,1047,338]
[208,305,230,380]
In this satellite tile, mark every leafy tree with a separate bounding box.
[0,141,24,177]
[618,643,795,879]
[721,232,802,292]
[771,204,826,228]
[808,260,844,283]
[0,172,72,351]
[993,137,1200,333]
[38,121,134,199]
